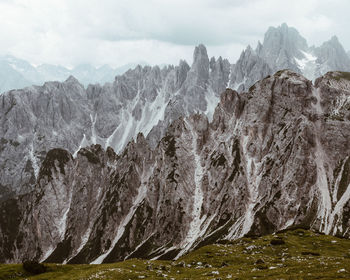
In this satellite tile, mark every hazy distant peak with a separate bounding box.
[193,44,208,64]
[65,75,80,84]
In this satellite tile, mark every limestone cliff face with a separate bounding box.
[0,45,229,198]
[2,70,350,264]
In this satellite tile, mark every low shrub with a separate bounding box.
[22,260,46,275]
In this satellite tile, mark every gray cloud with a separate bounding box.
[0,0,348,67]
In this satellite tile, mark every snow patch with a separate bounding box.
[139,89,168,137]
[295,51,317,81]
[90,114,97,145]
[204,88,219,122]
[105,89,168,153]
[226,66,232,88]
[28,142,39,179]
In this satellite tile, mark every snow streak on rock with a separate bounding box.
[241,133,263,235]
[311,88,332,231]
[327,156,350,234]
[73,134,87,158]
[90,114,97,145]
[90,184,148,264]
[176,119,205,258]
[28,141,39,179]
[205,88,220,122]
[40,247,55,263]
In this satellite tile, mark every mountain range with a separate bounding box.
[1,23,350,264]
[0,55,147,93]
[1,23,349,96]
[229,23,350,91]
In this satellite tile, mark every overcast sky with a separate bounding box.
[0,0,349,68]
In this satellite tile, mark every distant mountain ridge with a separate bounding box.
[228,23,350,91]
[0,55,147,93]
[1,24,350,95]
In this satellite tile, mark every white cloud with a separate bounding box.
[0,0,348,67]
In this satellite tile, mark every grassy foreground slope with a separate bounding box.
[1,229,350,279]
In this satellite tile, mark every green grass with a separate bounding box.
[1,229,350,279]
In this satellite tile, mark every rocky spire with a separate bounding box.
[209,56,230,94]
[260,23,308,72]
[255,40,263,56]
[314,35,350,73]
[65,75,81,85]
[228,45,272,92]
[175,60,190,89]
[191,44,210,85]
[178,44,210,112]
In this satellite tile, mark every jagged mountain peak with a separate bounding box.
[261,23,308,71]
[241,45,256,58]
[256,40,263,54]
[193,44,208,60]
[267,22,304,39]
[280,22,288,29]
[228,45,271,92]
[179,59,190,68]
[320,35,347,51]
[191,44,210,80]
[313,35,350,75]
[330,35,340,43]
[232,23,350,88]
[65,75,81,84]
[245,44,254,52]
